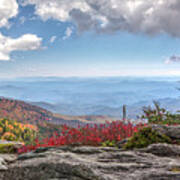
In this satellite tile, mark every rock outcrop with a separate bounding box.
[1,125,180,180]
[0,145,180,180]
[151,124,180,140]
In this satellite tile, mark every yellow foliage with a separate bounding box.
[0,127,3,134]
[0,143,16,153]
[0,118,38,144]
[1,132,16,141]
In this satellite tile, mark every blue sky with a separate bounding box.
[1,0,180,78]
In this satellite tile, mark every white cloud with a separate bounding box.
[165,55,180,64]
[49,36,56,43]
[20,0,180,37]
[0,33,42,61]
[21,0,89,22]
[0,0,18,28]
[63,27,73,40]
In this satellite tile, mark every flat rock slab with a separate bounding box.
[0,145,180,180]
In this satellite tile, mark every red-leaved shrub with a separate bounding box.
[18,121,145,154]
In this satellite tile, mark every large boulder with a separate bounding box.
[151,124,180,140]
[139,143,180,157]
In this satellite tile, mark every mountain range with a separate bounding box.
[32,97,180,119]
[0,97,118,126]
[0,77,179,119]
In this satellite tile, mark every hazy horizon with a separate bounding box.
[0,76,179,118]
[1,75,180,80]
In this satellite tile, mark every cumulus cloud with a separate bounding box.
[49,36,56,43]
[0,33,42,60]
[165,55,180,64]
[63,27,73,40]
[0,0,18,28]
[19,0,180,37]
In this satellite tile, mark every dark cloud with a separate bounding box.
[21,0,180,37]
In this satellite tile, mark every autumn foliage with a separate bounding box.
[0,98,52,124]
[18,121,144,153]
[0,118,37,143]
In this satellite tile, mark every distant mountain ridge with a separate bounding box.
[0,77,179,111]
[0,97,116,126]
[32,97,180,119]
[0,97,53,124]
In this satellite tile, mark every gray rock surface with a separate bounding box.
[0,154,16,171]
[0,145,180,180]
[151,124,180,140]
[139,143,180,157]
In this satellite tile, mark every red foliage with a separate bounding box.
[18,121,145,154]
[0,98,52,124]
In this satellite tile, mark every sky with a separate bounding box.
[1,0,180,78]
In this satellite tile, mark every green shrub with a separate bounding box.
[101,140,116,147]
[0,143,17,153]
[0,118,37,144]
[141,101,180,125]
[123,127,171,150]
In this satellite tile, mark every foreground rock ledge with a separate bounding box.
[0,144,180,180]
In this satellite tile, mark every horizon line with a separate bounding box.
[1,75,180,80]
